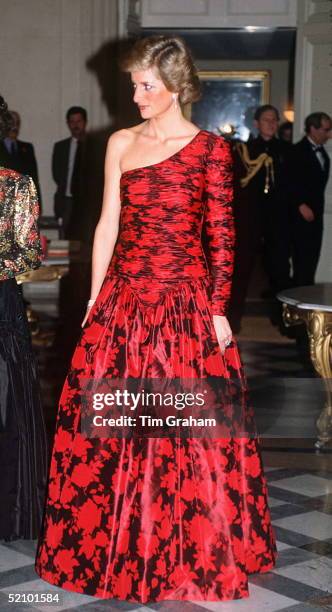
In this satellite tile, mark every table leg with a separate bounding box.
[282,305,332,448]
[306,311,332,449]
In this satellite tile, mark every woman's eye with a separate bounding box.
[132,83,153,92]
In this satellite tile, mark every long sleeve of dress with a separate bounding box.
[0,173,42,280]
[203,136,235,316]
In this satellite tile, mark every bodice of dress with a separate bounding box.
[0,167,42,280]
[109,130,234,316]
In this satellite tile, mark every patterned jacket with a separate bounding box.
[0,167,42,280]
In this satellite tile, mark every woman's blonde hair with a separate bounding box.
[120,35,201,105]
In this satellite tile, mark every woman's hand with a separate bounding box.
[212,315,233,354]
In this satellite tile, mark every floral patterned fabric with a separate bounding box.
[35,131,277,603]
[109,131,234,316]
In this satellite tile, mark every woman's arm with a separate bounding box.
[203,136,235,315]
[203,136,235,350]
[81,131,125,325]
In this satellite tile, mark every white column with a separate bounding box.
[294,0,332,281]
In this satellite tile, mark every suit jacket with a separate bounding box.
[0,139,42,207]
[246,135,293,203]
[291,136,330,217]
[52,138,71,195]
[52,138,72,217]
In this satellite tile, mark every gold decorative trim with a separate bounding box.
[282,303,332,448]
[16,264,69,284]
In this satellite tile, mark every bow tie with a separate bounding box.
[312,144,323,153]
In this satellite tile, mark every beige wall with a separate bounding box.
[0,0,118,215]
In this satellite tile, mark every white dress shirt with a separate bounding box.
[307,136,326,170]
[65,137,78,197]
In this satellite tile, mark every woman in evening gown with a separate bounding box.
[35,36,277,602]
[0,95,48,540]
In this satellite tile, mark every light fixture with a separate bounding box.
[284,109,294,122]
[220,124,233,134]
[218,124,237,138]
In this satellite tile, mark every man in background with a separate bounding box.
[52,106,87,238]
[290,112,331,286]
[278,121,293,143]
[229,104,293,332]
[0,110,42,207]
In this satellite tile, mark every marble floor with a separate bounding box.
[1,285,332,611]
[1,464,332,611]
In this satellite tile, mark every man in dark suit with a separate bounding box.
[229,105,293,331]
[52,106,87,238]
[0,110,42,206]
[290,112,331,286]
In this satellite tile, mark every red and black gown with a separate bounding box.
[35,130,277,602]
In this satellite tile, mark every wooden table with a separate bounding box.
[277,284,332,449]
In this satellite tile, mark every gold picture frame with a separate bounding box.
[184,70,270,141]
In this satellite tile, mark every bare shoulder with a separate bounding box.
[106,129,131,156]
[107,124,146,153]
[104,131,131,172]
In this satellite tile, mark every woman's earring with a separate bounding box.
[172,93,179,110]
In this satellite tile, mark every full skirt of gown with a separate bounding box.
[0,278,48,540]
[35,270,277,602]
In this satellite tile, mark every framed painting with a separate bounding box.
[184,71,270,142]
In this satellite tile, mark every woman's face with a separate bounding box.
[131,67,174,119]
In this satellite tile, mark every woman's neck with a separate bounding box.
[143,112,192,143]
